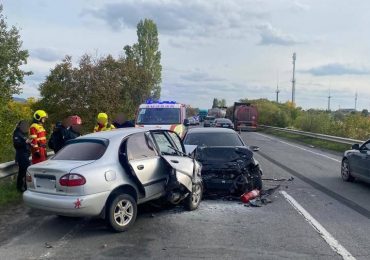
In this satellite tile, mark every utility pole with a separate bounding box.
[355,91,358,111]
[291,52,296,105]
[327,89,331,111]
[276,84,280,103]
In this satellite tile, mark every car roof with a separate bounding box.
[186,127,236,134]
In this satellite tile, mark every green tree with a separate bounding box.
[125,19,162,99]
[212,98,219,108]
[361,109,369,117]
[219,99,226,107]
[0,99,34,162]
[0,5,31,103]
[37,53,152,133]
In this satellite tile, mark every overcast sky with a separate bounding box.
[4,0,370,110]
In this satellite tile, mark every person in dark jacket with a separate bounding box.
[48,117,71,153]
[13,120,31,192]
[113,113,135,128]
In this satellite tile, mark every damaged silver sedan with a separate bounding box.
[23,128,203,232]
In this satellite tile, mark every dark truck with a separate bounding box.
[232,102,258,131]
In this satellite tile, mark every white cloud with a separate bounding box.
[256,23,302,46]
[29,47,64,62]
[301,63,370,76]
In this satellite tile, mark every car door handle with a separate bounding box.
[137,165,144,170]
[171,160,179,163]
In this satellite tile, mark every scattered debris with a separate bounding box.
[102,244,107,249]
[262,177,294,182]
[241,185,280,206]
[45,242,53,249]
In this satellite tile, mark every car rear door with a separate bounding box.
[126,133,168,198]
[151,130,194,192]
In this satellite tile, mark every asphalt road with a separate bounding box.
[0,131,369,259]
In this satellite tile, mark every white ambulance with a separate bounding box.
[135,101,188,138]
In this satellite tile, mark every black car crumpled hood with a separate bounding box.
[196,146,253,170]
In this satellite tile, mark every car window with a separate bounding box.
[152,132,176,155]
[184,132,244,147]
[361,142,370,150]
[126,133,157,160]
[53,140,107,160]
[168,132,184,153]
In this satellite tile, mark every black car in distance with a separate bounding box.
[342,140,370,183]
[214,118,234,129]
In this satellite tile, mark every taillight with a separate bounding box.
[59,174,86,187]
[26,172,32,182]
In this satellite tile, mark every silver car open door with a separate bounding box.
[161,155,194,192]
[150,130,195,192]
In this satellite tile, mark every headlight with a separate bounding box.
[250,157,259,166]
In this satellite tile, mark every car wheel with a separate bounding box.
[250,170,263,190]
[107,194,137,232]
[185,182,203,211]
[341,159,355,182]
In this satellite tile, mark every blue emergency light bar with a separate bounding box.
[145,99,177,104]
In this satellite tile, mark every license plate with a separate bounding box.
[36,178,56,190]
[222,124,228,127]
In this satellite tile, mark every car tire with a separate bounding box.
[107,194,137,232]
[341,158,355,182]
[250,170,263,190]
[185,182,203,211]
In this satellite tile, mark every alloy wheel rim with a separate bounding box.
[114,199,133,227]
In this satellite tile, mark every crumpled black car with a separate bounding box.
[183,128,262,195]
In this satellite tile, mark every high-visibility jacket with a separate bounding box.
[29,122,47,164]
[93,123,115,132]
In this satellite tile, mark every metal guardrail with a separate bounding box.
[260,125,364,145]
[0,152,54,180]
[0,160,19,180]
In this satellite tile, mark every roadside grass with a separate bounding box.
[0,178,22,207]
[261,128,351,153]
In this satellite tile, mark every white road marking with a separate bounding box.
[280,191,356,260]
[254,132,341,163]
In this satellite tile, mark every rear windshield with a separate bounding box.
[52,140,108,160]
[184,132,243,147]
[205,116,215,120]
[215,118,232,123]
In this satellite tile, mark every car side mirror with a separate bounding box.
[183,119,190,126]
[352,144,360,150]
[250,145,260,152]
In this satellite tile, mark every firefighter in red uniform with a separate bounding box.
[29,110,48,164]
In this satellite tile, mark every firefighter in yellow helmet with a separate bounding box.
[29,110,48,164]
[93,112,115,132]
